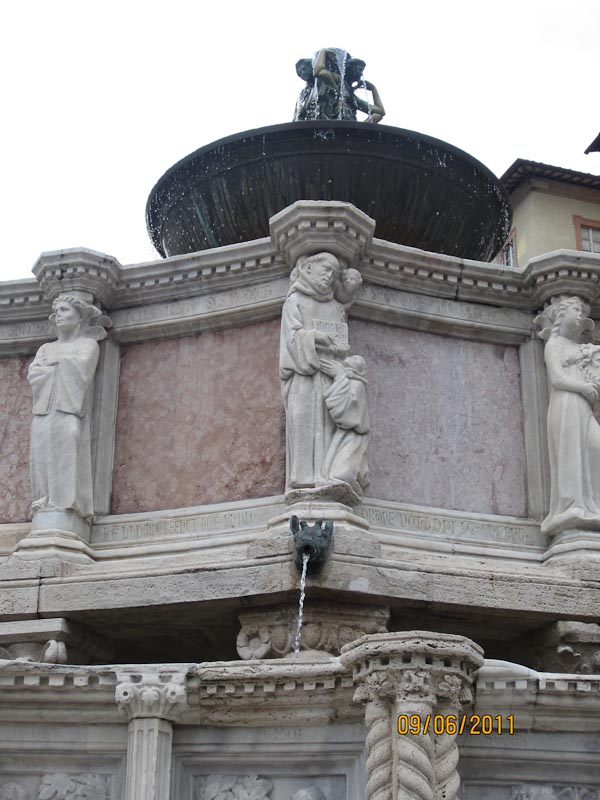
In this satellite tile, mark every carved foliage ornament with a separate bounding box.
[38,774,108,800]
[195,775,273,800]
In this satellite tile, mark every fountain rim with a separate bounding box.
[146,120,511,258]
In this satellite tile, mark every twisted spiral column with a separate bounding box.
[341,631,484,800]
[364,695,394,800]
[394,698,435,800]
[433,719,460,800]
[433,676,464,800]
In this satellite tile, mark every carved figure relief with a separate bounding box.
[0,783,29,800]
[38,774,108,800]
[280,253,369,505]
[28,293,110,520]
[195,775,273,800]
[535,297,600,535]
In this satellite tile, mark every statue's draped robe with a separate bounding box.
[280,289,346,490]
[28,338,99,518]
[542,337,600,535]
[323,371,370,494]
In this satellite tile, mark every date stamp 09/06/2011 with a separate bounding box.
[397,714,514,736]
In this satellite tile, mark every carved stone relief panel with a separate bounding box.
[194,775,273,800]
[462,785,600,800]
[0,775,112,800]
[193,775,341,800]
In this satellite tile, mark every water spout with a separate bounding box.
[290,516,333,576]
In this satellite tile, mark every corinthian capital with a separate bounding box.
[115,672,188,722]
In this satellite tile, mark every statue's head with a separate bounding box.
[291,789,326,800]
[535,295,594,342]
[343,355,367,376]
[293,252,340,296]
[49,292,110,341]
[296,58,314,83]
[346,58,366,85]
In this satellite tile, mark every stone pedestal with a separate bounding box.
[10,510,95,566]
[342,631,484,800]
[116,671,188,800]
[543,528,600,568]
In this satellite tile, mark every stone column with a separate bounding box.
[116,671,188,800]
[342,631,483,800]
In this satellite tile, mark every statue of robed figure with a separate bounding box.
[279,252,369,505]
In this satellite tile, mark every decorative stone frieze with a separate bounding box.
[270,201,375,269]
[236,604,389,659]
[342,631,484,800]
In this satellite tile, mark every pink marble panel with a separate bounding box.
[0,356,32,523]
[351,321,527,517]
[112,320,285,514]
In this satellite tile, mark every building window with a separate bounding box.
[494,230,517,267]
[573,216,600,253]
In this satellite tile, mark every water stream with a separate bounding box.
[293,551,310,654]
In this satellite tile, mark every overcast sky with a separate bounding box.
[1,0,598,283]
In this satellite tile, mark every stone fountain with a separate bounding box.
[1,46,600,800]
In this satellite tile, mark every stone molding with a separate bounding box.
[1,217,600,339]
[476,659,600,731]
[269,200,375,268]
[115,671,188,722]
[86,495,544,560]
[1,658,600,730]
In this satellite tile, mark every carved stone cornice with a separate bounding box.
[269,200,375,268]
[527,250,600,307]
[33,248,121,308]
[115,671,188,722]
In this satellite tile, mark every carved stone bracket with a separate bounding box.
[342,631,484,800]
[270,200,375,269]
[0,618,110,665]
[115,672,188,722]
[523,621,600,674]
[237,604,389,659]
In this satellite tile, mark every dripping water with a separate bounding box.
[335,49,348,119]
[293,551,310,654]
